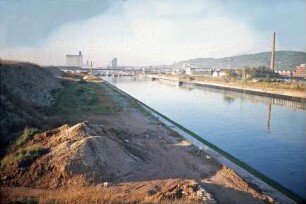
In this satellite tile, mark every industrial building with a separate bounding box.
[185,67,213,76]
[66,51,83,67]
[182,63,213,76]
[295,64,306,79]
[111,58,117,68]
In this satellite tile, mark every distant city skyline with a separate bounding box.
[0,0,305,66]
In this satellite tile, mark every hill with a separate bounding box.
[0,62,62,154]
[174,51,306,71]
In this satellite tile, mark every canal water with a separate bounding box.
[106,76,306,198]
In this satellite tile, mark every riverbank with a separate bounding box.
[0,68,296,203]
[104,79,304,203]
[146,74,306,100]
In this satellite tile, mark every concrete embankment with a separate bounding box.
[146,75,306,108]
[191,81,306,103]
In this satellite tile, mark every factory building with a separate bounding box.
[66,51,83,67]
[111,58,118,68]
[185,67,213,76]
[295,64,306,79]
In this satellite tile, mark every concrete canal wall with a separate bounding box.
[192,82,306,104]
[147,75,306,109]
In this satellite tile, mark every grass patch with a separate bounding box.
[1,187,203,204]
[1,127,45,169]
[11,197,38,204]
[130,98,140,108]
[1,144,48,168]
[15,127,41,147]
[195,76,306,91]
[46,80,119,120]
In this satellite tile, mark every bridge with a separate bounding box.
[61,66,143,76]
[91,67,141,71]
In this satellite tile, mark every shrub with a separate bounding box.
[1,144,48,168]
[15,127,41,147]
[79,78,87,84]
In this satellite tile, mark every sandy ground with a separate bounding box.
[0,80,296,204]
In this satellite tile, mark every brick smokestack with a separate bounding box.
[270,32,276,71]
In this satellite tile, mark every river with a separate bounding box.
[105,76,306,198]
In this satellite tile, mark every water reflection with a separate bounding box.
[223,95,235,104]
[187,84,306,110]
[267,103,272,131]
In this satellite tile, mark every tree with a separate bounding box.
[225,69,238,78]
[251,66,279,78]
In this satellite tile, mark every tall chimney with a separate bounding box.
[270,32,276,71]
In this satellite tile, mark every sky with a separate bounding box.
[0,0,305,66]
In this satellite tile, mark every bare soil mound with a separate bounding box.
[1,122,140,188]
[0,120,219,187]
[1,120,276,203]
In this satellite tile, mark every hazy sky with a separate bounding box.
[0,0,305,66]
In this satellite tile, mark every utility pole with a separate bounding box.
[90,61,93,79]
[270,32,276,71]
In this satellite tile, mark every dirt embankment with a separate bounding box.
[0,63,61,107]
[0,120,275,204]
[0,62,62,148]
[0,64,295,203]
